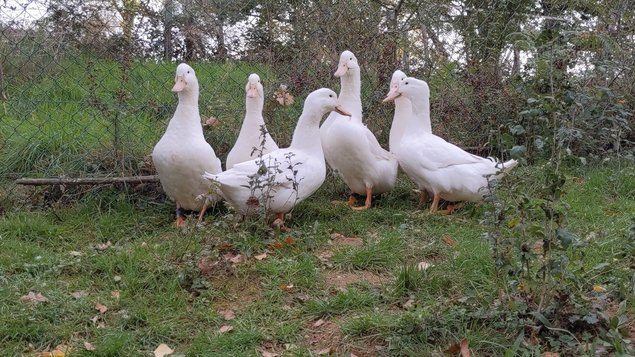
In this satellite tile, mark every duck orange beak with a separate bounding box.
[334,105,352,116]
[334,64,348,77]
[172,75,186,92]
[246,83,258,98]
[382,86,400,102]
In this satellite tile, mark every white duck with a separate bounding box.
[226,73,279,169]
[387,70,432,151]
[204,88,351,228]
[152,63,222,227]
[383,76,517,213]
[320,50,398,210]
[386,69,433,204]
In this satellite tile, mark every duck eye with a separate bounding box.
[187,70,190,74]
[329,94,333,98]
[405,82,408,85]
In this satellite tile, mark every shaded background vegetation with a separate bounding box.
[1,0,633,182]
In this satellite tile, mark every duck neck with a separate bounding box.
[389,96,412,150]
[244,96,265,126]
[290,111,323,152]
[168,90,203,136]
[338,69,363,120]
[177,85,199,107]
[407,91,431,136]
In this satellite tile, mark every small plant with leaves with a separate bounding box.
[241,125,303,227]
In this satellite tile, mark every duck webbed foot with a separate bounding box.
[176,205,187,228]
[350,186,373,211]
[272,212,290,232]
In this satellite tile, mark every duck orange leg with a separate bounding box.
[418,190,429,205]
[347,195,357,208]
[196,202,209,223]
[272,212,289,232]
[439,202,465,215]
[351,186,373,211]
[175,203,186,228]
[429,193,441,213]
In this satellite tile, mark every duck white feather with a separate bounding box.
[152,63,222,226]
[226,73,279,169]
[204,88,351,227]
[320,50,398,210]
[383,76,517,212]
[387,70,432,151]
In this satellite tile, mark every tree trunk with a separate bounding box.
[512,46,520,76]
[214,13,227,60]
[163,0,173,61]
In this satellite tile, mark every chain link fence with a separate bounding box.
[1,0,633,208]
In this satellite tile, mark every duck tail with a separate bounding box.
[493,159,518,179]
[202,171,219,182]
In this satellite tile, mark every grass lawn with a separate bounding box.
[0,164,633,356]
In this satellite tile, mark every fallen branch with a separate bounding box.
[15,175,160,186]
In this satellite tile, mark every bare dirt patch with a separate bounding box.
[325,270,390,291]
[303,318,345,355]
[330,233,363,247]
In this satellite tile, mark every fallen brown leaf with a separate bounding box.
[153,343,173,357]
[317,347,334,355]
[285,236,296,245]
[69,251,82,257]
[204,116,220,127]
[542,353,560,357]
[460,339,471,357]
[532,240,544,254]
[441,234,457,246]
[269,242,285,250]
[593,285,607,293]
[219,324,234,333]
[20,291,49,304]
[219,309,236,320]
[111,291,120,300]
[403,299,415,309]
[197,257,218,276]
[223,253,243,264]
[254,253,268,261]
[95,303,108,314]
[273,86,294,106]
[261,351,279,357]
[279,283,294,291]
[313,318,325,327]
[83,341,95,351]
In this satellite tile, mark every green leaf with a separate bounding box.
[534,138,545,150]
[530,311,552,327]
[557,228,577,248]
[510,124,526,136]
[510,145,526,159]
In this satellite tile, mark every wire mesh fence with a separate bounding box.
[1,0,633,208]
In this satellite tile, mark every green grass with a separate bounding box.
[1,57,298,178]
[0,164,633,356]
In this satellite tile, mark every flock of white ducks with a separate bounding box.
[152,52,517,228]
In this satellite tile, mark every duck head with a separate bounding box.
[334,50,360,78]
[383,76,429,102]
[246,73,263,98]
[384,70,407,101]
[172,63,198,93]
[306,88,352,119]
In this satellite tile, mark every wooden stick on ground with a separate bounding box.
[15,175,160,186]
